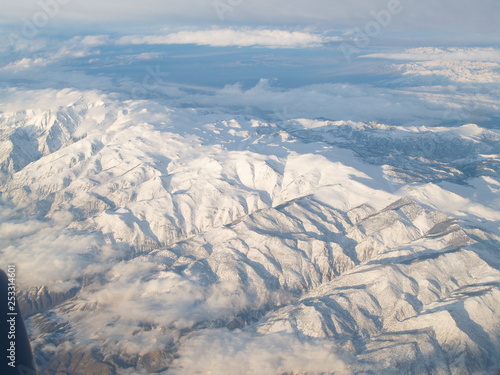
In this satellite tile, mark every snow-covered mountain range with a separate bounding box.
[0,88,498,374]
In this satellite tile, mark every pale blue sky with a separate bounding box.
[2,0,499,44]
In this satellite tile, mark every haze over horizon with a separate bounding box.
[3,0,500,40]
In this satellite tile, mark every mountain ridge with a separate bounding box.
[0,90,498,374]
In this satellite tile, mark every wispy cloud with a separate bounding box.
[0,35,100,71]
[1,57,50,70]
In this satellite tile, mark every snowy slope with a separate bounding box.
[0,90,499,375]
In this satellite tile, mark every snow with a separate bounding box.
[0,90,499,374]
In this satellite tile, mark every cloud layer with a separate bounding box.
[363,47,500,62]
[117,29,339,48]
[166,329,352,375]
[0,209,115,292]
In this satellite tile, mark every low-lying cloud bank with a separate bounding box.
[0,208,115,292]
[117,29,340,48]
[165,329,352,375]
[363,47,500,62]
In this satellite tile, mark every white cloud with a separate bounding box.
[363,47,500,62]
[1,57,50,70]
[166,329,352,375]
[118,29,339,48]
[80,34,111,46]
[0,211,115,292]
[0,35,100,71]
[0,88,102,113]
[360,48,500,100]
[0,220,48,239]
[390,60,500,84]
